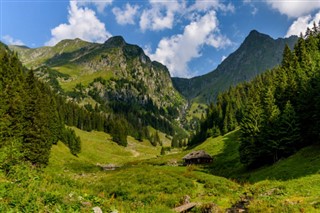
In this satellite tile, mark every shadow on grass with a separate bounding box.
[202,130,320,183]
[203,131,246,180]
[242,144,320,183]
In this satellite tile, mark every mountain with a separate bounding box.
[173,30,298,103]
[9,38,92,68]
[10,37,186,137]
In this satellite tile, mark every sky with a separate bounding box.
[1,0,320,78]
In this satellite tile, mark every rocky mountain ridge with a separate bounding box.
[172,30,298,103]
[11,36,186,135]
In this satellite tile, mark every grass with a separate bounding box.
[53,64,114,91]
[49,128,161,173]
[147,126,172,147]
[242,145,320,182]
[1,128,320,212]
[186,102,207,121]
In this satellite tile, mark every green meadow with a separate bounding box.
[1,128,320,212]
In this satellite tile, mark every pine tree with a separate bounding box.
[110,118,128,147]
[239,100,263,167]
[155,131,161,146]
[0,47,26,171]
[171,135,179,148]
[282,44,293,68]
[278,101,301,157]
[160,146,165,155]
[23,70,52,166]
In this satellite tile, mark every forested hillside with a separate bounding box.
[191,23,320,168]
[0,42,82,170]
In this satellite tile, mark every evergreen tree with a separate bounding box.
[110,118,128,147]
[61,127,81,156]
[171,135,179,148]
[160,146,165,155]
[282,44,293,68]
[155,131,161,146]
[278,101,301,156]
[239,100,263,167]
[23,70,52,166]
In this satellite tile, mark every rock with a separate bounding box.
[92,206,103,213]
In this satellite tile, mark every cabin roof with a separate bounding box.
[183,150,212,160]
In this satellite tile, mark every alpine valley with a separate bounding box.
[1,25,320,213]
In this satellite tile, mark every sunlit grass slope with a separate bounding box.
[53,64,113,91]
[49,128,160,172]
[42,127,242,212]
[2,127,320,212]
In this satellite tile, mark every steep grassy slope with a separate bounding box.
[173,30,298,103]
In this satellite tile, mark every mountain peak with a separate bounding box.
[55,38,86,47]
[241,30,273,48]
[246,30,271,40]
[248,29,260,36]
[104,36,126,47]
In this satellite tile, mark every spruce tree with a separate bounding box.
[23,70,52,166]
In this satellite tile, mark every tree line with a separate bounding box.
[0,43,81,171]
[190,22,320,168]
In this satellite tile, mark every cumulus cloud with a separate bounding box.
[77,0,113,13]
[1,35,25,46]
[265,0,320,18]
[286,11,320,37]
[149,11,231,77]
[221,55,227,62]
[45,1,111,46]
[206,34,232,49]
[139,0,183,31]
[112,3,139,25]
[189,0,235,13]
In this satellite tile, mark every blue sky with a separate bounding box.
[1,0,320,78]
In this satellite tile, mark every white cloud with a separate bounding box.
[1,35,25,46]
[112,3,139,25]
[45,1,111,46]
[206,34,232,49]
[286,11,320,37]
[221,55,227,62]
[139,0,234,32]
[149,11,231,77]
[139,0,183,31]
[77,0,113,13]
[265,0,320,18]
[189,0,235,13]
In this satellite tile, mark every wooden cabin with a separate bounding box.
[183,150,213,165]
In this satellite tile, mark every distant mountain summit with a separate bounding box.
[173,30,298,103]
[104,36,126,47]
